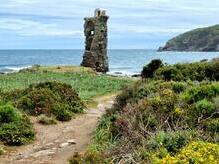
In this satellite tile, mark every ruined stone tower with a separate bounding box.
[81,9,109,73]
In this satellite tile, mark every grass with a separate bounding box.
[31,65,97,74]
[0,66,132,102]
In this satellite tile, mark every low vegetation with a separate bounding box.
[0,104,34,146]
[70,60,219,163]
[2,82,85,122]
[0,66,131,153]
[142,58,219,81]
[141,59,163,79]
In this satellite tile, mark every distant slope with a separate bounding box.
[159,24,219,52]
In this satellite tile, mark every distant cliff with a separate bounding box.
[159,24,219,52]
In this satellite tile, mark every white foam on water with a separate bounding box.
[107,70,139,77]
[0,66,32,73]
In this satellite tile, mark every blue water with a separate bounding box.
[0,50,218,75]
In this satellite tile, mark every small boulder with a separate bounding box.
[59,143,69,148]
[67,139,76,145]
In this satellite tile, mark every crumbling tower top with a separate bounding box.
[94,8,106,17]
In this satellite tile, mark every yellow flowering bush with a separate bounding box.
[157,141,219,164]
[173,107,185,117]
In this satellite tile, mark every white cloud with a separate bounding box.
[23,29,82,37]
[0,18,83,37]
[0,0,38,8]
[0,19,37,30]
[12,0,37,5]
[111,25,192,34]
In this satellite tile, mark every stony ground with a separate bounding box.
[0,96,115,164]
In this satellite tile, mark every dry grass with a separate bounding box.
[38,66,97,74]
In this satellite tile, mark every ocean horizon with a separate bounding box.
[0,49,219,75]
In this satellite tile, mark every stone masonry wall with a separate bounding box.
[81,9,109,73]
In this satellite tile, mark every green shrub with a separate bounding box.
[204,119,219,133]
[159,89,178,113]
[143,114,158,131]
[52,104,73,121]
[32,82,85,114]
[0,105,34,145]
[147,131,197,155]
[2,89,26,103]
[205,60,219,80]
[214,97,219,109]
[141,59,163,78]
[0,104,22,123]
[4,82,85,122]
[172,82,186,93]
[189,99,216,120]
[183,83,219,103]
[17,88,58,115]
[38,114,57,125]
[114,81,157,110]
[32,82,84,112]
[155,66,183,81]
[0,121,34,145]
[176,62,207,81]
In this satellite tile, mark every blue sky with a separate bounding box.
[0,0,219,49]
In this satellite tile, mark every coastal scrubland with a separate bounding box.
[0,66,132,155]
[70,59,219,163]
[1,61,218,163]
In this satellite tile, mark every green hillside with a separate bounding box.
[159,24,219,51]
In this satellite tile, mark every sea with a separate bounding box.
[0,50,219,76]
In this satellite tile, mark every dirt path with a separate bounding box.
[0,95,115,164]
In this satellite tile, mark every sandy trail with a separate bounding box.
[0,95,115,164]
